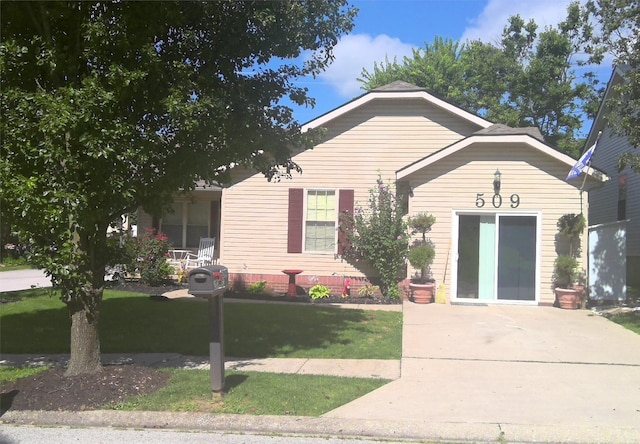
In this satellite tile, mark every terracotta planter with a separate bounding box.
[555,287,580,309]
[410,282,436,304]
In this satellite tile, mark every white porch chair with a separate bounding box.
[184,237,216,270]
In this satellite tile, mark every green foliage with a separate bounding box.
[557,213,586,257]
[408,244,436,283]
[359,4,604,157]
[339,176,409,300]
[554,213,585,288]
[0,1,356,371]
[554,255,579,288]
[357,283,380,298]
[309,284,331,300]
[407,213,436,283]
[248,281,268,295]
[586,0,640,173]
[135,229,172,286]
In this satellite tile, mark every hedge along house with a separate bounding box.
[139,81,604,304]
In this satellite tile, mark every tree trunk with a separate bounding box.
[65,287,103,376]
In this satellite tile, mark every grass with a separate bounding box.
[0,289,402,359]
[0,257,31,271]
[0,366,48,382]
[610,312,640,335]
[113,369,388,416]
[607,286,640,336]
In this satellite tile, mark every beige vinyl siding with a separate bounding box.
[407,142,586,305]
[220,98,481,277]
[589,128,640,257]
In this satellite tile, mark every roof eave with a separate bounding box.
[301,90,492,133]
[396,134,607,183]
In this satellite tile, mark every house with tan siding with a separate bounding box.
[139,81,604,305]
[585,65,639,291]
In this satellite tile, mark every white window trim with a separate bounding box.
[160,200,211,249]
[303,188,338,255]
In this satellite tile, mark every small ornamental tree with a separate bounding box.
[407,213,436,283]
[339,176,408,300]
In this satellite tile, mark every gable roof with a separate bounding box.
[301,81,492,132]
[397,125,607,182]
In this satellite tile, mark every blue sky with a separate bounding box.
[290,0,611,136]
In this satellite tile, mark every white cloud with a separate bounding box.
[461,0,585,44]
[319,34,415,98]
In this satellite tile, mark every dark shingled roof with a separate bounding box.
[474,124,545,142]
[372,81,425,92]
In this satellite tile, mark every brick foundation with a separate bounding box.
[229,272,410,299]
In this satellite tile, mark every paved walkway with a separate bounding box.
[0,354,400,380]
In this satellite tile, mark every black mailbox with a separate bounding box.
[188,265,228,297]
[187,264,228,396]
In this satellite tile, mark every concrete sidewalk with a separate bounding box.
[0,354,400,380]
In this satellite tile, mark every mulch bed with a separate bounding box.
[107,280,402,305]
[1,365,171,412]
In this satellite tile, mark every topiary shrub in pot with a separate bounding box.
[407,213,436,304]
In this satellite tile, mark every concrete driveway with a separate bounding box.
[0,269,52,292]
[326,303,640,443]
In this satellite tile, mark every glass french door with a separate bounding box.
[456,214,537,302]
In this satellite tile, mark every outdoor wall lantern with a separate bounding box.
[493,169,502,194]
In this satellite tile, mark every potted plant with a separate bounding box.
[407,213,436,304]
[554,214,586,309]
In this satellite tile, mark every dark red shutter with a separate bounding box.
[338,189,354,255]
[287,188,304,253]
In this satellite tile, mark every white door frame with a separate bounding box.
[450,209,542,305]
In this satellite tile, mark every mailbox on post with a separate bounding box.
[188,265,228,397]
[188,265,228,296]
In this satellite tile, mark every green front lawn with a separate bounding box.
[607,286,640,336]
[609,311,640,335]
[114,370,388,415]
[0,289,402,359]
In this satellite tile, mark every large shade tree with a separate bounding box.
[0,1,356,376]
[586,0,640,172]
[360,2,602,158]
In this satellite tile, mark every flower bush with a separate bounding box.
[134,229,173,286]
[339,175,409,300]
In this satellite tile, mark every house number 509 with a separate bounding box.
[475,193,520,208]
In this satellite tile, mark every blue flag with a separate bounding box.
[566,141,597,181]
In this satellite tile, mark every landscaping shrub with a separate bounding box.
[309,284,331,300]
[339,175,409,300]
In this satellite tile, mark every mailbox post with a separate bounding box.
[188,265,228,397]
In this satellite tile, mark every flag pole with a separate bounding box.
[580,131,602,194]
[578,131,602,214]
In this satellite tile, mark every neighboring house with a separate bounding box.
[585,65,639,289]
[139,81,604,305]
